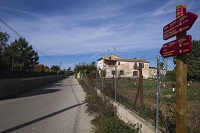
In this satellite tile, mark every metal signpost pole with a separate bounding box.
[156,55,160,133]
[176,4,187,133]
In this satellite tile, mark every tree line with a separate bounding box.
[0,32,61,74]
[74,62,97,78]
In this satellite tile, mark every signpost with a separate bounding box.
[163,12,198,40]
[160,4,198,133]
[160,35,192,58]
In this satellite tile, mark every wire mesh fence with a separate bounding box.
[91,54,200,133]
[159,56,200,133]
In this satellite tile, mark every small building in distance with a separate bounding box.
[97,54,149,79]
[149,67,167,79]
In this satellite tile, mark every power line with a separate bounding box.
[0,19,66,69]
[0,19,23,38]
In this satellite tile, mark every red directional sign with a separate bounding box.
[163,12,198,40]
[160,35,192,58]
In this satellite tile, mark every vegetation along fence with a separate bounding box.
[96,57,200,133]
[96,53,200,133]
[76,41,200,133]
[81,50,199,133]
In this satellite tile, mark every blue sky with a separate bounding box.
[0,0,199,70]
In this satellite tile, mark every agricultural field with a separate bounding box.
[96,77,200,133]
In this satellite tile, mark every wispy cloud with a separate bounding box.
[151,0,175,17]
[152,0,197,17]
[0,0,199,68]
[3,7,42,18]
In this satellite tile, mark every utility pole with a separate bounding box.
[176,4,187,133]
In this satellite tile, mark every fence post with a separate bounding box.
[114,64,117,102]
[156,54,161,133]
[96,67,98,87]
[101,69,103,89]
[139,63,144,110]
[12,58,14,78]
[112,70,114,95]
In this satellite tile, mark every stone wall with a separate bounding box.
[0,75,64,99]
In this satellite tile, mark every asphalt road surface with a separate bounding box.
[0,76,93,133]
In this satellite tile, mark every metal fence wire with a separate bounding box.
[94,54,200,133]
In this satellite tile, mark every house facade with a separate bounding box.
[97,54,149,79]
[149,67,167,79]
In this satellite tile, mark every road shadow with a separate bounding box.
[0,78,68,100]
[0,102,85,133]
[17,79,67,98]
[18,88,62,98]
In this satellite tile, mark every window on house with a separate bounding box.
[141,63,144,68]
[134,62,137,69]
[118,62,120,65]
[112,70,115,75]
[133,71,138,76]
[139,63,144,68]
[119,70,124,75]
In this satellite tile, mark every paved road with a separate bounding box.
[0,76,93,133]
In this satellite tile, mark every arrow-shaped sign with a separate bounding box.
[163,12,198,40]
[160,35,192,58]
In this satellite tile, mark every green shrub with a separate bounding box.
[92,113,142,133]
[80,80,141,133]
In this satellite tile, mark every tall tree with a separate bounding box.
[0,32,9,53]
[172,40,200,81]
[159,62,164,69]
[0,32,9,70]
[187,40,200,81]
[4,38,39,71]
[51,65,60,72]
[74,62,97,76]
[33,64,49,72]
[67,67,71,71]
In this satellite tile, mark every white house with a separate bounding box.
[149,67,167,79]
[97,54,149,79]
